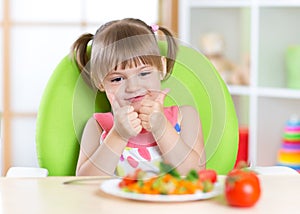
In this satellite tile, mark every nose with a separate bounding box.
[125,75,140,92]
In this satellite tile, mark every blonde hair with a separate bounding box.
[71,18,178,89]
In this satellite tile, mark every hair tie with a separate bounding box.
[151,24,159,33]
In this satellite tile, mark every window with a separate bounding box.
[1,0,159,175]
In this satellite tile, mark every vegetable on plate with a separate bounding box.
[119,162,218,195]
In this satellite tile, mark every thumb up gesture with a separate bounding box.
[139,88,169,132]
[107,92,142,140]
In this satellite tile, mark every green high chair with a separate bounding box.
[35,43,239,176]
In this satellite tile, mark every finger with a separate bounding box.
[142,88,157,101]
[139,105,152,115]
[140,98,154,107]
[134,125,143,135]
[138,113,149,122]
[129,119,142,136]
[107,92,121,111]
[127,111,139,120]
[131,118,142,128]
[155,88,170,104]
[141,121,151,131]
[142,93,151,102]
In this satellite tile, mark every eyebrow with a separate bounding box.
[138,65,153,70]
[114,64,153,73]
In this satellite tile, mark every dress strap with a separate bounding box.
[164,106,179,126]
[93,112,113,132]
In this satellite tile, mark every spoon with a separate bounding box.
[62,170,159,185]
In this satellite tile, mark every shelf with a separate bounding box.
[185,0,300,7]
[229,85,300,99]
[258,87,300,99]
[258,0,300,7]
[228,85,251,96]
[179,0,300,167]
[186,0,300,7]
[186,0,251,7]
[258,7,300,88]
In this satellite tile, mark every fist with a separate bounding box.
[139,89,169,132]
[108,93,142,140]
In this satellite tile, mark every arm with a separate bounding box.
[154,105,205,175]
[76,117,128,176]
[76,97,142,176]
[139,90,205,174]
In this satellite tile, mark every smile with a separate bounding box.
[127,95,145,103]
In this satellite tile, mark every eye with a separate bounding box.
[111,77,124,83]
[139,71,151,77]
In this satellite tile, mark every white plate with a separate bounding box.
[100,179,223,202]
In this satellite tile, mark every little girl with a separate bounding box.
[72,18,205,176]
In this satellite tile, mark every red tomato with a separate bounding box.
[118,175,136,188]
[225,169,261,207]
[118,169,142,188]
[198,169,217,183]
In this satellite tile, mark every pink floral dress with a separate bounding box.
[93,106,181,176]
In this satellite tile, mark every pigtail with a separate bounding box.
[71,33,94,87]
[156,26,178,77]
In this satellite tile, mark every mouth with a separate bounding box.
[127,95,146,103]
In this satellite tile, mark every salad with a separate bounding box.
[118,162,217,195]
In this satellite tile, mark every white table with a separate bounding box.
[0,175,299,214]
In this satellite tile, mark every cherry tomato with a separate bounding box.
[225,169,261,207]
[118,169,142,188]
[198,169,217,183]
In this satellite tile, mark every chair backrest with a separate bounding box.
[36,43,239,176]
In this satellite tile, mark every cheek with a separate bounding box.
[104,82,124,95]
[106,91,128,109]
[105,86,125,103]
[143,75,161,91]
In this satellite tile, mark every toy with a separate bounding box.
[277,116,300,173]
[199,32,249,85]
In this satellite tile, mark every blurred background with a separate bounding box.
[0,0,178,175]
[1,0,300,175]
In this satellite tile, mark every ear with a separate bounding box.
[98,83,105,92]
[160,56,167,80]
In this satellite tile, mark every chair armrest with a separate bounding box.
[6,167,49,177]
[248,166,299,175]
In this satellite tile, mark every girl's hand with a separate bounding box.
[108,93,142,140]
[139,89,169,132]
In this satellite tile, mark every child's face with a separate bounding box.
[102,61,164,112]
